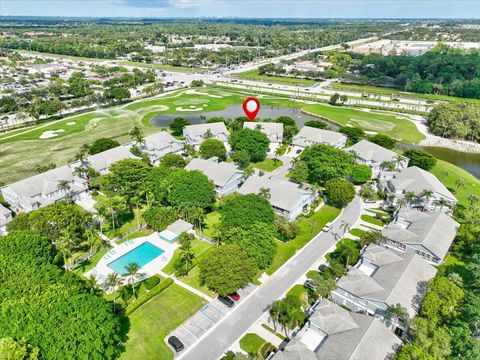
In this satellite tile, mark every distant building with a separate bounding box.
[345,140,409,178]
[1,165,88,213]
[292,126,347,154]
[238,176,316,221]
[379,166,457,211]
[382,208,459,265]
[243,121,283,154]
[183,122,229,150]
[185,157,244,196]
[332,244,437,321]
[0,204,13,235]
[142,131,184,164]
[271,299,401,360]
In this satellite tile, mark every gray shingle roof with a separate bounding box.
[345,140,399,164]
[238,176,313,213]
[185,158,242,187]
[310,299,359,335]
[86,145,138,171]
[183,122,229,142]
[243,121,283,142]
[144,131,183,150]
[293,126,346,147]
[382,208,459,261]
[337,244,437,317]
[167,219,193,235]
[388,166,456,201]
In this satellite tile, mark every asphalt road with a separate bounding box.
[178,196,362,360]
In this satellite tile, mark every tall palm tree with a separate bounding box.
[105,273,122,312]
[455,179,465,189]
[468,194,480,207]
[129,126,145,147]
[404,192,417,207]
[125,262,141,300]
[420,189,434,208]
[57,180,71,194]
[258,187,271,200]
[434,198,450,211]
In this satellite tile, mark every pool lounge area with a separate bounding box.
[87,232,179,289]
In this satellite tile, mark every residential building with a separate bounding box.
[1,165,88,213]
[379,166,457,211]
[159,219,194,242]
[345,140,409,177]
[332,244,437,321]
[0,204,13,235]
[142,131,184,164]
[73,145,139,175]
[243,121,283,154]
[382,208,459,264]
[185,157,244,196]
[183,122,229,150]
[237,175,316,220]
[292,126,347,154]
[271,299,401,360]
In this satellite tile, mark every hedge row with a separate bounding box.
[125,278,174,316]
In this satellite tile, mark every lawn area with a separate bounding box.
[178,265,216,297]
[429,159,480,209]
[360,214,384,227]
[116,229,152,245]
[349,228,366,237]
[286,284,311,308]
[236,69,317,86]
[73,245,112,276]
[120,284,206,360]
[247,158,283,173]
[200,211,221,239]
[302,103,425,144]
[119,60,207,73]
[267,205,341,275]
[239,333,268,355]
[162,238,212,275]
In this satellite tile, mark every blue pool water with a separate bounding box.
[108,242,164,275]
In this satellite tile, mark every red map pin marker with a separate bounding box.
[242,97,260,121]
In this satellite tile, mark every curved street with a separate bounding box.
[178,196,362,360]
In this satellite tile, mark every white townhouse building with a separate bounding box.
[345,140,409,178]
[237,175,316,221]
[0,204,13,235]
[272,299,401,360]
[142,131,184,164]
[183,122,229,150]
[1,165,89,213]
[382,207,459,265]
[292,126,347,155]
[72,145,139,175]
[243,121,283,154]
[185,157,245,196]
[379,166,457,211]
[331,244,437,321]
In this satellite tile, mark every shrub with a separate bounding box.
[351,164,372,184]
[324,178,355,208]
[125,278,174,316]
[199,139,227,161]
[404,149,437,170]
[144,275,161,290]
[369,134,397,149]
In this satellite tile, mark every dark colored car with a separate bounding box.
[363,198,376,203]
[168,336,184,352]
[218,296,235,307]
[229,292,240,301]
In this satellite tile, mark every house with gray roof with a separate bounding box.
[185,157,244,196]
[183,122,229,150]
[0,204,13,235]
[1,165,88,213]
[331,244,437,320]
[271,299,400,360]
[243,121,283,154]
[379,166,457,211]
[345,140,409,178]
[142,131,184,164]
[292,126,347,155]
[71,145,139,175]
[382,208,459,264]
[237,175,316,220]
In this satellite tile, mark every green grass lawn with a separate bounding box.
[429,159,480,209]
[178,265,216,297]
[200,211,221,239]
[162,239,212,275]
[236,69,317,86]
[119,61,207,73]
[73,245,112,276]
[239,333,268,354]
[247,158,283,173]
[267,205,341,275]
[302,103,424,144]
[286,284,311,308]
[349,228,366,237]
[117,229,152,245]
[360,214,384,227]
[120,284,206,360]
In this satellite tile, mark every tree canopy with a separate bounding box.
[169,117,190,136]
[368,134,397,149]
[404,149,437,171]
[199,138,227,161]
[229,128,270,162]
[165,169,216,210]
[351,164,372,184]
[219,194,275,231]
[102,159,151,202]
[427,102,480,142]
[339,126,365,144]
[159,153,187,168]
[88,138,121,155]
[324,178,356,208]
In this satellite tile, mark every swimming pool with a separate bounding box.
[108,241,165,275]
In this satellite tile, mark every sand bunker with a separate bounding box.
[175,106,203,112]
[173,98,208,105]
[66,122,76,126]
[39,129,65,139]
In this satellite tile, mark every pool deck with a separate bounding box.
[86,232,178,289]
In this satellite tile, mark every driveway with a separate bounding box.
[178,197,362,360]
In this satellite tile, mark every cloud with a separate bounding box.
[116,0,206,9]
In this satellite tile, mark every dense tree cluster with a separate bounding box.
[229,128,270,162]
[218,194,275,231]
[403,149,437,171]
[427,102,480,142]
[0,231,123,359]
[199,139,227,161]
[324,178,356,208]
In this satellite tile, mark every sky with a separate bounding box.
[1,0,479,19]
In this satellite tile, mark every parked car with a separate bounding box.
[168,336,184,352]
[322,222,333,232]
[218,296,235,308]
[363,198,376,203]
[304,279,315,291]
[229,292,240,301]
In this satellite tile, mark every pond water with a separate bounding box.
[151,105,480,179]
[150,104,334,128]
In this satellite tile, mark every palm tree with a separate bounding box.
[404,191,417,207]
[129,126,145,146]
[258,187,271,200]
[420,189,434,208]
[468,194,479,207]
[395,155,407,170]
[455,179,465,189]
[397,199,406,209]
[434,198,450,211]
[57,180,71,194]
[125,262,141,300]
[105,273,122,312]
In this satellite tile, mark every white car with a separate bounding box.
[322,222,333,232]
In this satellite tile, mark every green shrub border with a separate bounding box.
[125,278,174,316]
